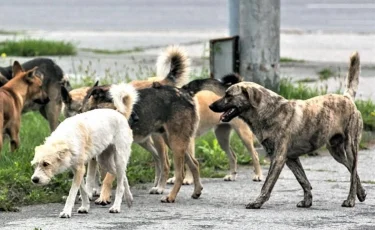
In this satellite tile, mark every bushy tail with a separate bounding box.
[109,83,139,119]
[221,73,243,87]
[156,45,190,87]
[344,51,360,100]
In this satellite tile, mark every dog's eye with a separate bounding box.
[42,162,50,167]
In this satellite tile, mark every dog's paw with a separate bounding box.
[161,196,175,203]
[92,188,101,197]
[245,202,262,209]
[191,192,201,199]
[252,174,263,182]
[125,194,133,208]
[149,187,164,194]
[342,199,355,207]
[358,188,367,202]
[109,206,121,213]
[166,177,175,184]
[59,211,71,218]
[297,200,312,208]
[182,177,194,185]
[77,206,89,214]
[223,174,236,181]
[95,197,112,206]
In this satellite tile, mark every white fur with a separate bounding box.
[31,109,133,218]
[109,83,139,114]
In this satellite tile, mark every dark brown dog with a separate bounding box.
[0,61,49,152]
[210,52,365,209]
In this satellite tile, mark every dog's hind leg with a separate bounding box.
[150,134,169,194]
[140,137,164,194]
[246,141,287,209]
[215,124,237,181]
[327,116,365,207]
[232,121,263,181]
[41,86,62,131]
[286,158,312,208]
[60,164,86,218]
[185,138,203,199]
[8,123,20,152]
[161,137,186,203]
[109,147,133,213]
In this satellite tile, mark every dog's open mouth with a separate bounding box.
[220,107,239,122]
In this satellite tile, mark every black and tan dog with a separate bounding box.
[210,52,366,209]
[83,82,202,203]
[0,61,49,152]
[0,58,69,131]
[64,46,190,203]
[166,74,262,183]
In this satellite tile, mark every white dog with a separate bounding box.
[31,85,138,218]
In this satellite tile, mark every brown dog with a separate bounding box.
[0,61,49,152]
[210,52,366,209]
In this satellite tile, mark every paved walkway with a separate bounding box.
[1,149,375,230]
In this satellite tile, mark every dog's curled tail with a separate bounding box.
[344,51,360,100]
[221,73,243,86]
[156,45,191,87]
[109,83,139,119]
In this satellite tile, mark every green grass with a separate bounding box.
[80,47,144,55]
[0,39,76,57]
[280,57,305,63]
[317,68,335,81]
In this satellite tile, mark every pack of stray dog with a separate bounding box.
[0,47,366,218]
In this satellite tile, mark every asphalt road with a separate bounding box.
[1,149,375,230]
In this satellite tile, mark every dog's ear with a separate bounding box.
[12,61,25,77]
[241,86,262,108]
[93,80,99,87]
[61,86,72,104]
[24,67,39,84]
[33,67,44,81]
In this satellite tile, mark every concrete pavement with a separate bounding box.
[1,149,375,230]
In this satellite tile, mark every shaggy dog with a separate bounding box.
[31,85,138,218]
[210,52,366,209]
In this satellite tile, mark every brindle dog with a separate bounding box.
[210,52,366,209]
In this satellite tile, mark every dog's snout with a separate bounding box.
[32,177,40,184]
[209,103,220,112]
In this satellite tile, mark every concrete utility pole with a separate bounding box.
[239,0,280,91]
[228,0,239,36]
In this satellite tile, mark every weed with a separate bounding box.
[317,68,335,81]
[0,39,76,57]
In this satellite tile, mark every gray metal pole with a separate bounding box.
[228,0,239,36]
[239,0,280,91]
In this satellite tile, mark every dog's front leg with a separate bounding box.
[246,142,287,209]
[85,158,98,199]
[59,165,85,218]
[286,158,312,208]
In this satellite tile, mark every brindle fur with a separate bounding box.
[0,61,49,152]
[209,52,365,209]
[167,73,262,182]
[0,58,69,131]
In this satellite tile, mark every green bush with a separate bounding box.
[0,39,76,57]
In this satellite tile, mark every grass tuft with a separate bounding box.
[317,68,335,81]
[280,57,305,63]
[80,47,144,55]
[0,39,76,57]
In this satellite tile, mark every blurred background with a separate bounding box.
[0,0,374,99]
